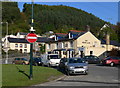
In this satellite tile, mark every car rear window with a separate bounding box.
[21,58,28,61]
[15,58,20,60]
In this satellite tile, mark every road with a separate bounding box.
[34,64,120,87]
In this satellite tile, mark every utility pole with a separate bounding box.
[1,22,8,64]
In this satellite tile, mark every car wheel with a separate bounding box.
[66,69,70,76]
[85,71,88,75]
[110,62,114,67]
[12,62,15,64]
[41,63,44,66]
[48,64,51,67]
[85,61,88,64]
[35,63,38,66]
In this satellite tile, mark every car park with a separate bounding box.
[83,55,101,64]
[59,57,88,75]
[32,57,43,66]
[12,58,29,65]
[100,56,120,67]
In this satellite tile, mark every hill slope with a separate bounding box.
[23,4,107,34]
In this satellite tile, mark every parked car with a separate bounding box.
[31,57,43,66]
[41,54,61,67]
[58,58,67,70]
[12,58,29,65]
[83,55,101,64]
[59,57,88,75]
[100,56,120,66]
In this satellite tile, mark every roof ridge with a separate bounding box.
[70,30,85,32]
[55,33,67,35]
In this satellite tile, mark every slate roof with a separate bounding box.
[19,32,28,35]
[69,30,85,35]
[55,33,68,37]
[45,30,87,43]
[37,37,54,43]
[8,37,29,43]
[100,39,120,46]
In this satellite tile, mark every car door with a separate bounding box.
[15,58,20,64]
[112,57,119,64]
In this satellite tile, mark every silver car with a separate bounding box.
[65,58,88,75]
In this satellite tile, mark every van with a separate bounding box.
[41,54,61,67]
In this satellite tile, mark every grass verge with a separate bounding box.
[2,64,63,87]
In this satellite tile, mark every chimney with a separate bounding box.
[86,25,90,31]
[106,33,110,45]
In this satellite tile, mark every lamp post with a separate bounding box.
[29,0,35,80]
[1,22,8,64]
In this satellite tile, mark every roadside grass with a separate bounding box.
[2,64,63,87]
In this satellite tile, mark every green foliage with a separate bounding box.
[39,44,45,54]
[109,48,120,57]
[23,4,106,34]
[98,27,119,41]
[2,2,29,36]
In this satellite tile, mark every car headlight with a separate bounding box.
[69,66,74,69]
[83,66,88,69]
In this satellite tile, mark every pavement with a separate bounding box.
[32,64,120,87]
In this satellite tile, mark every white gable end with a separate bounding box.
[77,31,101,47]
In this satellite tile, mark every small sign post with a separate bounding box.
[26,33,37,80]
[26,33,37,43]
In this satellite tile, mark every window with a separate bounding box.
[20,44,22,48]
[56,43,58,49]
[69,33,73,39]
[90,51,93,55]
[61,42,64,48]
[93,41,97,47]
[24,49,27,53]
[70,41,73,48]
[24,44,27,48]
[47,44,50,49]
[15,44,18,47]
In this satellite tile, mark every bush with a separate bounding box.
[109,48,120,57]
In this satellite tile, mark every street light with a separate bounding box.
[1,22,8,64]
[29,0,35,80]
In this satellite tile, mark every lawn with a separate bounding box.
[2,64,63,87]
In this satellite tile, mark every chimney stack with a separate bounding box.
[86,25,90,31]
[106,33,110,45]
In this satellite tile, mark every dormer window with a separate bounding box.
[55,35,58,41]
[69,33,73,39]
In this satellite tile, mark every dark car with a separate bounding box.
[58,58,67,70]
[59,58,88,75]
[100,56,120,67]
[83,55,101,64]
[31,57,43,66]
[12,58,29,65]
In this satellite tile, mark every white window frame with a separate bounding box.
[47,44,51,49]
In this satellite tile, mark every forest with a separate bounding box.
[2,2,120,42]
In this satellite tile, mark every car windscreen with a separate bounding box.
[84,56,99,60]
[69,58,83,63]
[34,58,41,61]
[49,55,59,59]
